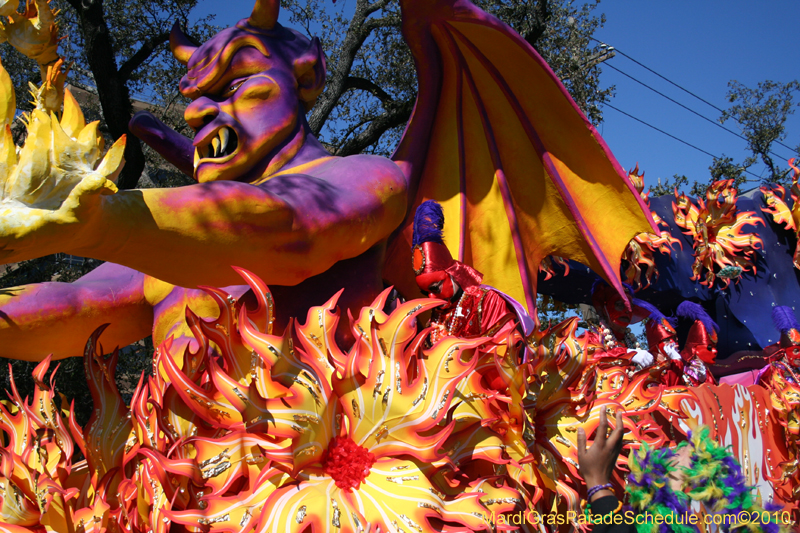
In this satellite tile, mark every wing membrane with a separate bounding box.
[387,1,657,312]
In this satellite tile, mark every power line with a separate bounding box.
[595,41,727,114]
[604,102,762,182]
[604,63,795,162]
[592,38,799,155]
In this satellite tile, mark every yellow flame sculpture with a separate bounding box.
[673,179,764,289]
[0,266,703,532]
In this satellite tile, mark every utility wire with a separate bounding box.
[592,38,799,155]
[605,63,795,162]
[604,102,762,182]
[596,41,727,114]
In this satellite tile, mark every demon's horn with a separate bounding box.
[249,0,279,30]
[170,22,197,65]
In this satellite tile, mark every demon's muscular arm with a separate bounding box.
[0,155,407,289]
[0,263,153,361]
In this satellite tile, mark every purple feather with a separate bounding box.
[676,301,718,334]
[412,200,445,247]
[771,306,800,335]
[633,298,667,322]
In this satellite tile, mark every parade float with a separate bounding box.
[0,0,797,532]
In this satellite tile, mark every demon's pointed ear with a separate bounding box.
[170,22,198,65]
[293,37,326,112]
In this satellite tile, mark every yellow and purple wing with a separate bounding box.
[386,0,657,312]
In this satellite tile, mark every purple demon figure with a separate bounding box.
[0,0,654,360]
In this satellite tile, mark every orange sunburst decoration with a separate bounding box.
[0,271,536,532]
[0,271,681,532]
[622,164,681,289]
[673,179,764,289]
[1,271,795,531]
[761,158,800,270]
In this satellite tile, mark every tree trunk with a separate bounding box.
[69,0,144,190]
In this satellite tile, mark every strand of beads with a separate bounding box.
[447,292,469,335]
[598,320,640,350]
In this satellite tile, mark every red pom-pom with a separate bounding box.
[321,436,377,491]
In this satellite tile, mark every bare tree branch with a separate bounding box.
[335,98,414,156]
[345,76,393,106]
[364,0,392,17]
[118,31,170,81]
[307,1,400,136]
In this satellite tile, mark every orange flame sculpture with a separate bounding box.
[622,165,681,289]
[0,270,701,532]
[539,255,571,280]
[672,179,764,289]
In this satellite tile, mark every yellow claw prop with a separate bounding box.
[0,59,125,256]
[1,87,124,205]
[672,179,763,288]
[1,0,59,65]
[0,0,67,114]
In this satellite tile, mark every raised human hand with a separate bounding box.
[577,409,625,499]
[0,68,125,264]
[630,348,654,368]
[664,342,682,362]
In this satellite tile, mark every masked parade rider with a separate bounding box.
[758,306,800,386]
[410,201,533,348]
[587,280,654,370]
[673,301,718,387]
[643,307,684,386]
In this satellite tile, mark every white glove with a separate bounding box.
[630,348,654,368]
[663,342,682,362]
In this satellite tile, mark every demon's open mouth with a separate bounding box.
[194,126,239,167]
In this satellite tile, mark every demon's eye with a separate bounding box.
[226,80,246,96]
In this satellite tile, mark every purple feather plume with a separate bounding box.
[412,200,445,247]
[676,301,718,333]
[772,306,800,335]
[633,298,668,323]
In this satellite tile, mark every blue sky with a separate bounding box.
[595,1,800,190]
[195,0,800,191]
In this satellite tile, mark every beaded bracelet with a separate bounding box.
[586,483,614,500]
[582,498,623,522]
